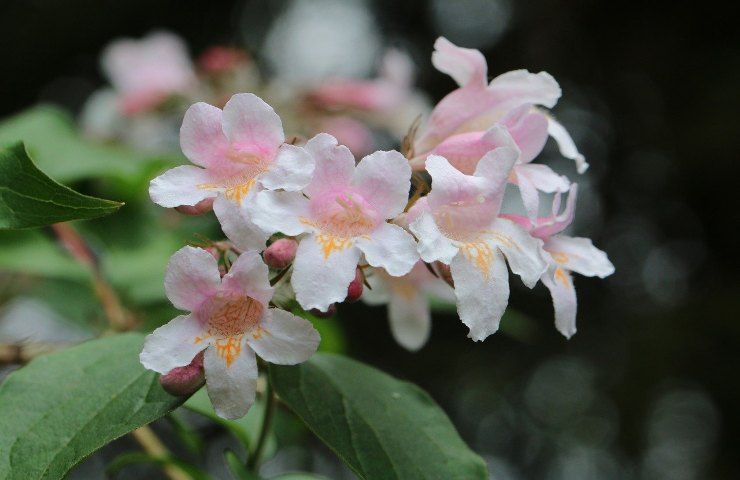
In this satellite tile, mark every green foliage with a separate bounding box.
[271,354,488,480]
[106,452,210,480]
[0,333,183,480]
[0,142,122,229]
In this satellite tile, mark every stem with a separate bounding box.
[131,426,191,480]
[246,375,277,472]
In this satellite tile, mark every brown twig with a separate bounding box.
[131,426,191,480]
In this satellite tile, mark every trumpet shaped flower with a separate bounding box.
[408,132,548,341]
[140,246,320,419]
[249,134,419,311]
[502,185,614,337]
[150,93,314,250]
[363,262,455,351]
[412,37,587,174]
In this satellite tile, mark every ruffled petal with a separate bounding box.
[221,249,274,306]
[388,291,431,351]
[541,266,578,338]
[303,133,356,198]
[213,194,270,252]
[546,114,588,173]
[450,248,509,341]
[352,150,411,219]
[247,308,320,364]
[165,246,221,311]
[544,235,614,278]
[248,190,313,237]
[222,93,284,159]
[259,143,315,191]
[487,218,547,288]
[409,211,459,265]
[180,102,230,168]
[140,313,206,374]
[291,235,361,311]
[356,222,419,277]
[431,37,487,87]
[501,105,549,163]
[204,341,258,419]
[149,165,218,208]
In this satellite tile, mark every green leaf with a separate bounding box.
[223,450,260,480]
[106,452,211,480]
[0,142,122,229]
[271,354,488,480]
[272,474,330,479]
[0,333,183,480]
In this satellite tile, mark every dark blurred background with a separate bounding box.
[1,0,738,478]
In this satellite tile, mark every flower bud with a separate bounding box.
[346,267,364,303]
[175,197,214,216]
[433,261,454,288]
[263,238,298,270]
[159,351,205,397]
[310,303,337,318]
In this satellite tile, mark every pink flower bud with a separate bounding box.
[263,238,298,270]
[433,261,454,287]
[159,351,205,397]
[346,267,364,303]
[310,304,337,318]
[175,197,214,216]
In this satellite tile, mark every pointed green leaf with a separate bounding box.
[0,333,183,480]
[270,354,488,480]
[0,142,122,229]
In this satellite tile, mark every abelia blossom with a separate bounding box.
[248,133,419,312]
[412,37,587,174]
[502,185,614,338]
[408,131,548,341]
[101,31,196,115]
[362,262,455,351]
[149,93,314,250]
[140,246,320,419]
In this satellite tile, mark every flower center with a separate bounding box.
[433,196,493,243]
[202,292,264,338]
[311,191,378,239]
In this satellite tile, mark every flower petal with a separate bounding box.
[247,308,320,364]
[165,246,221,311]
[487,218,547,288]
[291,235,361,311]
[248,190,312,237]
[213,194,270,252]
[409,211,459,264]
[431,37,487,87]
[388,291,431,351]
[531,184,578,238]
[221,249,274,306]
[541,266,578,338]
[140,313,205,374]
[544,235,614,278]
[180,102,230,168]
[356,222,419,277]
[149,165,217,208]
[450,248,509,341]
[259,144,315,191]
[352,150,411,219]
[488,69,561,109]
[303,133,356,198]
[546,113,588,173]
[501,105,549,163]
[204,341,258,419]
[222,93,284,158]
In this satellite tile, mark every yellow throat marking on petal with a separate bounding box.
[550,252,569,264]
[223,177,257,203]
[214,335,243,368]
[314,233,353,259]
[554,267,571,289]
[460,241,495,278]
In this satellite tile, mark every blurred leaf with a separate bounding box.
[0,333,183,480]
[292,306,346,354]
[270,353,488,480]
[0,230,87,280]
[223,450,260,480]
[165,412,204,456]
[272,474,330,479]
[0,104,173,183]
[184,387,277,458]
[106,451,211,480]
[0,142,122,229]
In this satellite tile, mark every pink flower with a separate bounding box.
[140,246,320,419]
[149,93,314,250]
[408,132,548,341]
[412,37,587,174]
[502,185,614,338]
[102,31,197,115]
[363,262,455,351]
[248,134,419,312]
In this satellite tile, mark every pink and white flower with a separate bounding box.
[362,262,455,351]
[149,93,314,250]
[248,134,419,312]
[502,185,614,338]
[408,129,548,341]
[101,31,197,115]
[140,246,320,419]
[412,37,587,174]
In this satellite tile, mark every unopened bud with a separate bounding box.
[175,197,214,216]
[263,238,298,269]
[433,261,454,288]
[310,303,337,318]
[346,268,364,303]
[159,351,205,397]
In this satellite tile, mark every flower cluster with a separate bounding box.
[141,37,613,418]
